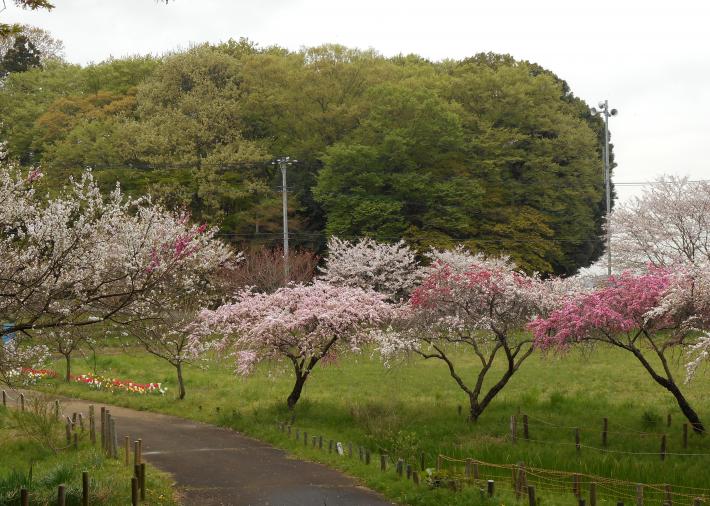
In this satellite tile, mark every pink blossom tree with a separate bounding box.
[379,253,553,421]
[530,269,707,433]
[192,281,394,409]
[319,237,421,301]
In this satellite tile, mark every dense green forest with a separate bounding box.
[0,38,613,274]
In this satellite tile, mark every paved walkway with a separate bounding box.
[54,397,395,506]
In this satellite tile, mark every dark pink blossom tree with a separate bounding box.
[379,254,558,421]
[192,281,394,409]
[530,269,706,433]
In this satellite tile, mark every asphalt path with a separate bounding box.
[26,394,396,506]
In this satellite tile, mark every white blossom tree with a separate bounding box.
[0,161,233,384]
[611,176,710,271]
[318,237,421,301]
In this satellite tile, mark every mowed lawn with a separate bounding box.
[33,344,710,505]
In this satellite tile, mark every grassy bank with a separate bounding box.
[31,345,710,505]
[0,403,177,505]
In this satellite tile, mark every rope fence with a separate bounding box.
[507,412,710,459]
[275,419,710,506]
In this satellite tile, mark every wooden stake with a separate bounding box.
[664,484,672,506]
[667,413,672,427]
[57,484,66,506]
[575,427,581,452]
[636,484,644,506]
[56,400,60,420]
[602,417,608,447]
[82,471,89,506]
[2,390,6,407]
[661,434,667,461]
[420,452,425,471]
[365,449,371,465]
[19,393,24,412]
[406,463,412,480]
[590,482,597,506]
[473,460,480,479]
[573,474,581,497]
[528,485,536,506]
[89,406,95,445]
[125,436,130,466]
[487,480,495,497]
[21,488,28,506]
[380,454,387,471]
[100,407,106,450]
[523,414,529,440]
[465,459,471,479]
[131,477,138,506]
[396,459,403,478]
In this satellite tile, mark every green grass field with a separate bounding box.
[28,344,710,505]
[0,403,177,505]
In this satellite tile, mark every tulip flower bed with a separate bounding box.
[17,368,166,395]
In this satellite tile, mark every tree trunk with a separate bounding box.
[629,346,705,434]
[286,372,308,410]
[176,362,186,400]
[666,380,704,434]
[469,398,484,422]
[64,353,71,383]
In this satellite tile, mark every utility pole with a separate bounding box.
[591,101,617,276]
[274,156,296,282]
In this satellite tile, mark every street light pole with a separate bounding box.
[591,101,617,276]
[274,156,296,282]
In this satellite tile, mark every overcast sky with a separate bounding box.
[4,0,709,201]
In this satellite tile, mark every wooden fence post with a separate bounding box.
[380,454,387,471]
[473,460,480,479]
[575,427,581,452]
[125,436,130,466]
[20,393,24,412]
[664,484,672,506]
[2,390,6,407]
[89,406,95,445]
[57,484,66,506]
[396,459,403,478]
[602,417,608,447]
[487,480,495,497]
[406,463,412,480]
[65,418,72,446]
[365,449,371,465]
[55,400,60,420]
[465,459,472,479]
[111,418,118,459]
[636,484,644,506]
[312,435,317,448]
[420,452,425,471]
[318,435,323,449]
[590,482,597,506]
[515,463,527,500]
[100,407,106,451]
[660,434,667,461]
[131,477,138,506]
[528,485,536,506]
[523,414,529,440]
[329,440,333,453]
[573,474,581,497]
[20,488,28,506]
[82,471,89,506]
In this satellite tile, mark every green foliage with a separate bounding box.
[0,34,41,77]
[0,41,612,272]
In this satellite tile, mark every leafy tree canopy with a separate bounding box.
[0,40,612,274]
